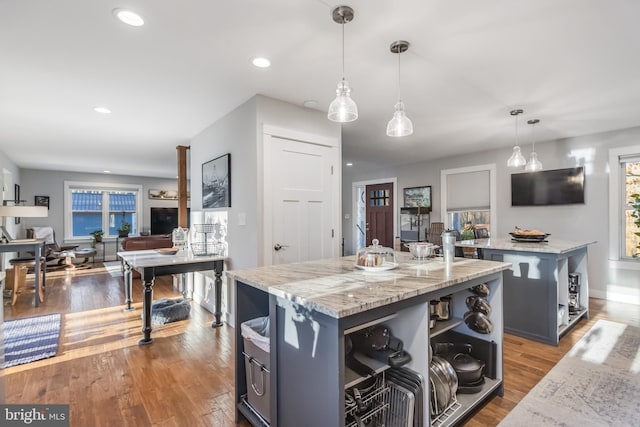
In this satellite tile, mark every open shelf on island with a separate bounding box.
[430,317,464,338]
[559,308,588,336]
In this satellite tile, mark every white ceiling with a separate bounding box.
[2,0,639,178]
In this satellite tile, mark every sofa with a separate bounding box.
[120,234,173,251]
[120,235,174,277]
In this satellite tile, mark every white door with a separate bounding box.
[263,128,340,266]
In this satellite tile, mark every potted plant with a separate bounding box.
[118,221,131,238]
[460,221,475,241]
[89,229,104,243]
[630,193,640,258]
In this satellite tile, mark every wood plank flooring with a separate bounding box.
[2,264,639,426]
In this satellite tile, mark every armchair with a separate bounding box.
[27,227,96,270]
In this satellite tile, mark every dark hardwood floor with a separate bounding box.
[2,263,638,426]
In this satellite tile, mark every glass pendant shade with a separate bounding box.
[524,118,543,171]
[507,146,527,167]
[328,79,358,122]
[525,152,543,171]
[386,101,413,137]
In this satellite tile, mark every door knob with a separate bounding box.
[274,243,289,251]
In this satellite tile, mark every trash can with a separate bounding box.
[241,316,271,423]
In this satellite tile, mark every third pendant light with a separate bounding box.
[386,40,413,137]
[525,119,543,172]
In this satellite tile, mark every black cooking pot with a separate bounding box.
[465,295,492,316]
[469,283,490,297]
[464,310,493,334]
[442,352,485,385]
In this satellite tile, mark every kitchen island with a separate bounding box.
[456,237,595,345]
[227,253,511,427]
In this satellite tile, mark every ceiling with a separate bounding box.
[2,0,639,179]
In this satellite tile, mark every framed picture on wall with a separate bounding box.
[403,185,432,209]
[202,153,231,208]
[35,195,50,209]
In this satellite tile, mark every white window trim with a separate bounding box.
[608,145,640,269]
[440,164,497,233]
[64,180,143,241]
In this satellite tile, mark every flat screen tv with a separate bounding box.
[150,208,190,235]
[511,167,585,206]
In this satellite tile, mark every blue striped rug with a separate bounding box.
[2,313,61,368]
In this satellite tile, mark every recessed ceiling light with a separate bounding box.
[303,100,318,108]
[252,57,271,68]
[113,9,145,27]
[103,170,112,174]
[94,106,111,114]
[346,162,353,166]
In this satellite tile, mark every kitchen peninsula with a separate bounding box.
[227,253,511,427]
[456,237,595,345]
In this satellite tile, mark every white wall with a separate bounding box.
[342,125,640,304]
[190,96,258,271]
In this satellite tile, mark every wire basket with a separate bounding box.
[193,224,222,234]
[191,242,225,256]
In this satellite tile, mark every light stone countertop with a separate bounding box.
[455,237,596,254]
[227,252,510,318]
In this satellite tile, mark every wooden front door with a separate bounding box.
[365,183,394,248]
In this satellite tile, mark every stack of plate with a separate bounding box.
[508,232,550,242]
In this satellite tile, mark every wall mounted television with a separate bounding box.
[150,207,190,235]
[511,167,585,206]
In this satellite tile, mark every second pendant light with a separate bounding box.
[387,40,413,137]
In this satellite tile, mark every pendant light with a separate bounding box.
[507,109,526,168]
[328,6,358,123]
[386,40,413,137]
[525,119,543,171]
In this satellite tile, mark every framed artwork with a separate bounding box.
[148,189,178,200]
[35,195,50,209]
[14,184,20,224]
[403,185,432,209]
[202,153,231,208]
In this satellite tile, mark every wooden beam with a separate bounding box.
[177,145,190,228]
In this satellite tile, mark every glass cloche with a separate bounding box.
[355,239,398,270]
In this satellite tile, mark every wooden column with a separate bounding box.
[176,145,190,228]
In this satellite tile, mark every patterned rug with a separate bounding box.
[2,313,61,368]
[499,319,640,426]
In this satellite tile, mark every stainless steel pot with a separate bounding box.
[404,242,439,259]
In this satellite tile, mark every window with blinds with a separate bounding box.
[65,182,141,240]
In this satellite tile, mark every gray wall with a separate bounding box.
[19,169,182,243]
[190,96,258,271]
[343,125,640,303]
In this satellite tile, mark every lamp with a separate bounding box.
[327,6,358,123]
[525,119,543,172]
[0,201,49,242]
[507,109,526,168]
[386,40,413,137]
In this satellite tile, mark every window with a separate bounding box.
[449,210,491,236]
[622,157,640,258]
[64,181,142,240]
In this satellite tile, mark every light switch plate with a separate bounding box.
[238,212,246,226]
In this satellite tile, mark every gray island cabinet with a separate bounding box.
[227,253,511,427]
[456,238,595,346]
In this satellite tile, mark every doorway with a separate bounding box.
[351,178,397,254]
[365,183,394,248]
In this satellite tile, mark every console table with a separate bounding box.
[118,249,226,345]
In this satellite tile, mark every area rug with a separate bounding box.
[2,313,61,368]
[499,319,640,426]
